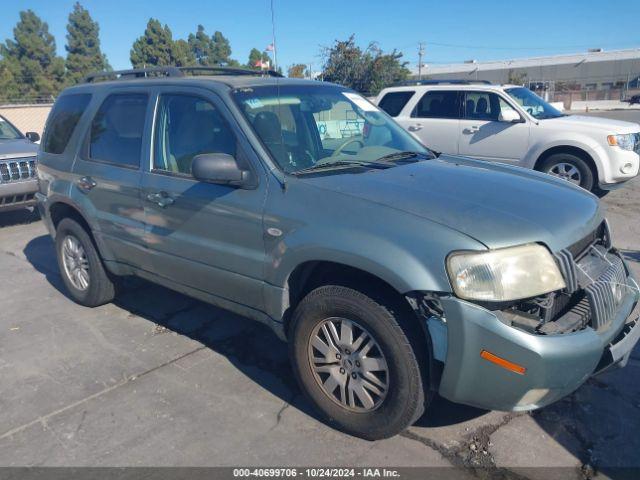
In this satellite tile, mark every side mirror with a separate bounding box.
[192,153,252,187]
[498,110,523,123]
[25,131,40,143]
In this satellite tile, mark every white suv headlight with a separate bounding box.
[447,244,566,302]
[607,133,638,151]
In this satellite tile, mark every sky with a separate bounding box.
[1,0,639,73]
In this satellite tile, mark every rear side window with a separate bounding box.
[378,91,414,117]
[42,94,92,154]
[89,93,148,167]
[412,91,461,119]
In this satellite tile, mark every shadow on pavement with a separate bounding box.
[0,208,39,228]
[620,249,640,263]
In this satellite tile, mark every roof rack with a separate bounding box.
[394,79,492,86]
[83,66,283,83]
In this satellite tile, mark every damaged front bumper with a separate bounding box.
[427,257,640,412]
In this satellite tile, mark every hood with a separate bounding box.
[543,115,640,134]
[0,139,38,159]
[300,156,603,252]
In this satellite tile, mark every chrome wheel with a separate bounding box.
[61,235,90,291]
[548,162,582,185]
[308,317,389,412]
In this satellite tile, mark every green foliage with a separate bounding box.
[0,9,65,100]
[247,48,270,68]
[211,31,232,64]
[322,35,410,95]
[130,18,180,68]
[186,25,233,66]
[65,2,110,85]
[173,39,196,67]
[288,63,307,78]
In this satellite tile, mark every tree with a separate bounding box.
[364,45,410,95]
[187,25,233,65]
[0,10,65,100]
[288,63,307,78]
[173,39,196,67]
[247,48,270,68]
[65,2,110,85]
[187,25,214,65]
[211,31,232,64]
[321,35,410,95]
[130,18,180,68]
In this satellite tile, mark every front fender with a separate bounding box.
[268,227,450,295]
[523,134,607,181]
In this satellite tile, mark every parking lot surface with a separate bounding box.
[1,111,639,478]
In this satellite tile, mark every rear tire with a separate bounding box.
[289,285,426,440]
[55,218,116,307]
[539,152,595,192]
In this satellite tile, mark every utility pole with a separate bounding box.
[418,43,425,80]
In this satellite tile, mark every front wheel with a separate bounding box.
[289,285,427,440]
[539,153,595,192]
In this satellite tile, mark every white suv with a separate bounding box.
[375,81,640,194]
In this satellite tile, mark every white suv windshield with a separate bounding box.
[505,87,563,120]
[234,85,431,174]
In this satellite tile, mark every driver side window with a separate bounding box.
[153,94,236,176]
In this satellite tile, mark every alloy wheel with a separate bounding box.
[548,162,582,185]
[61,235,90,291]
[308,317,389,412]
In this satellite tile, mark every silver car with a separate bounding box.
[0,114,39,212]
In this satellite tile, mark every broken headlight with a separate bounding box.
[446,244,566,302]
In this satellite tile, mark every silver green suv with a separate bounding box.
[36,67,640,440]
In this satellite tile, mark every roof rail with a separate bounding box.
[394,79,492,86]
[83,66,283,83]
[179,66,283,78]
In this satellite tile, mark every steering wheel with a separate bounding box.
[331,138,365,157]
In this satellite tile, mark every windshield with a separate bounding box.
[233,85,431,174]
[0,115,23,140]
[505,87,563,120]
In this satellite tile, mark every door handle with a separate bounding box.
[77,176,97,193]
[146,192,175,208]
[463,125,480,134]
[408,124,423,132]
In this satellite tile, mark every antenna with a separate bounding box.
[270,0,278,72]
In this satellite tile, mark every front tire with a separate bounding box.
[539,152,595,192]
[289,285,426,440]
[55,218,116,307]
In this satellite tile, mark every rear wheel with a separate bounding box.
[289,285,427,440]
[539,152,595,192]
[55,218,116,307]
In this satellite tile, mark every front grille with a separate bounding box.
[552,222,628,331]
[0,158,37,183]
[585,254,627,330]
[634,132,640,155]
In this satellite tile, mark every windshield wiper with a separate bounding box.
[292,160,392,175]
[374,150,434,163]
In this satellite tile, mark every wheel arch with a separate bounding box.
[533,145,599,180]
[282,260,439,392]
[47,200,117,268]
